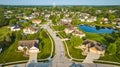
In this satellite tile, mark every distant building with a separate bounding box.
[101,18,109,24]
[86,16,97,23]
[9,24,21,31]
[64,27,74,34]
[44,14,50,20]
[72,29,85,38]
[80,13,90,19]
[60,18,72,25]
[79,16,85,22]
[113,18,120,24]
[23,27,38,34]
[23,15,34,20]
[32,19,41,25]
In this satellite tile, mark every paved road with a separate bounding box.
[42,22,73,67]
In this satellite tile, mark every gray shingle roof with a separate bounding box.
[18,40,39,49]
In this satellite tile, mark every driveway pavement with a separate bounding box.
[83,52,100,63]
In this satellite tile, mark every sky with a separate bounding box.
[0,0,120,5]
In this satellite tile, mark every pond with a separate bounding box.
[78,25,117,34]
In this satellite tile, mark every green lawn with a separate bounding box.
[0,41,28,63]
[0,26,28,63]
[65,41,85,59]
[58,31,68,38]
[85,32,108,45]
[0,26,10,41]
[37,30,52,59]
[100,54,120,62]
[52,25,65,31]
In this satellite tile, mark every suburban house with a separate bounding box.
[23,15,34,20]
[79,16,85,22]
[32,19,41,25]
[57,13,60,17]
[80,13,90,19]
[60,18,72,25]
[79,14,97,23]
[116,23,120,28]
[86,16,97,22]
[100,18,109,24]
[9,24,21,31]
[32,12,40,16]
[18,40,40,55]
[64,13,69,17]
[23,27,38,34]
[0,46,2,53]
[96,10,102,14]
[6,10,13,14]
[44,14,50,20]
[72,30,85,38]
[113,18,120,24]
[109,10,117,13]
[80,40,106,55]
[64,27,74,34]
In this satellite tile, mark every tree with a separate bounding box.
[107,43,117,55]
[70,36,82,47]
[108,14,115,23]
[104,33,115,43]
[24,10,33,16]
[16,31,22,40]
[0,15,7,27]
[71,16,80,26]
[9,19,17,26]
[3,33,12,46]
[115,38,120,55]
[5,34,12,43]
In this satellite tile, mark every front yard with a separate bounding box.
[0,29,53,63]
[65,41,85,59]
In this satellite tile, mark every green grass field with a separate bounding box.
[85,32,108,45]
[66,41,85,59]
[37,30,52,59]
[58,31,68,38]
